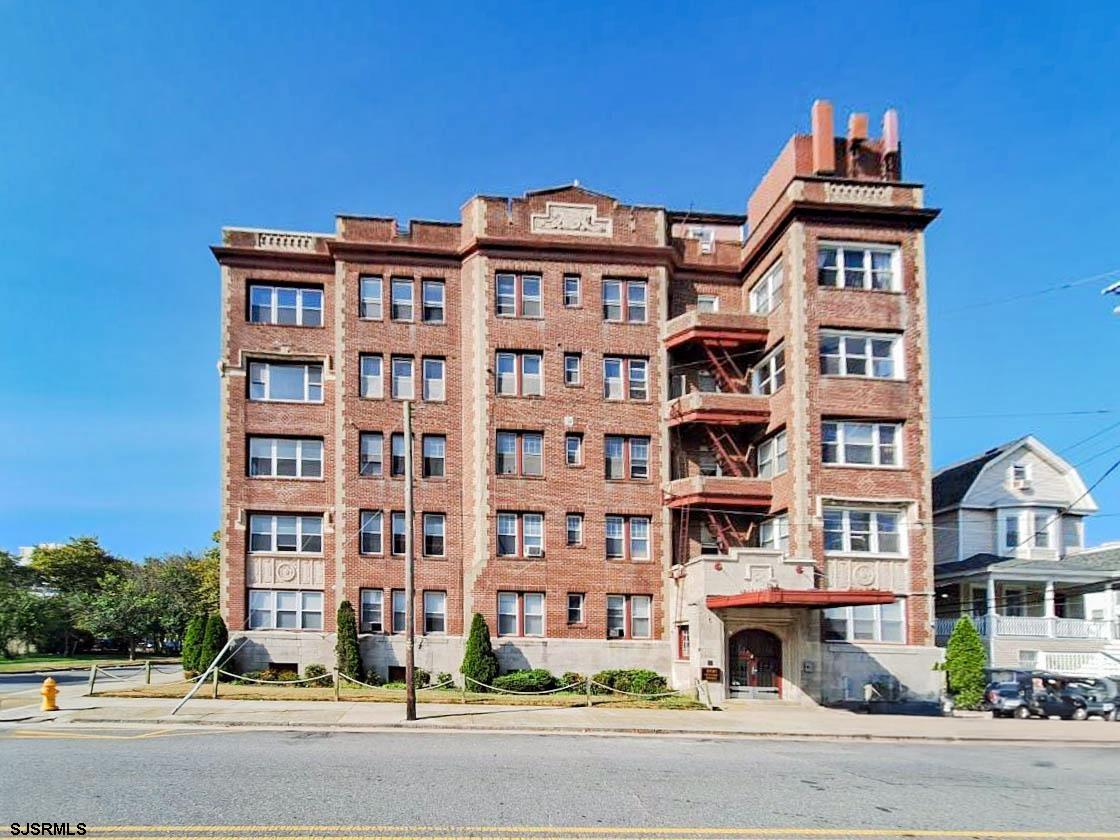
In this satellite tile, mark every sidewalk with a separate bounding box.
[7,690,1120,745]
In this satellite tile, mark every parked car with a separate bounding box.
[984,682,1030,718]
[1064,678,1119,721]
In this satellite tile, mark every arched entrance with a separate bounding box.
[728,629,782,699]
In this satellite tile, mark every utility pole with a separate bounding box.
[403,399,417,721]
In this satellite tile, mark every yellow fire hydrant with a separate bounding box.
[40,677,59,712]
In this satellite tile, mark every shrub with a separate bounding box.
[435,672,455,688]
[303,663,332,688]
[181,613,206,674]
[197,613,228,674]
[413,667,432,688]
[945,615,987,709]
[592,668,668,696]
[460,613,499,691]
[335,600,363,683]
[560,672,586,690]
[493,668,556,693]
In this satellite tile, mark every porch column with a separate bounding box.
[986,575,996,616]
[985,575,997,645]
[1044,579,1056,638]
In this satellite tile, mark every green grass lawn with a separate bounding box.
[0,653,178,673]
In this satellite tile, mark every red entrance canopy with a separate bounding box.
[706,589,897,610]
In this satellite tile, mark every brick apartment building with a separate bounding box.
[214,100,941,704]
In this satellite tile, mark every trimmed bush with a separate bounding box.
[592,668,669,696]
[493,668,556,693]
[181,613,206,674]
[197,613,228,674]
[303,663,332,688]
[413,667,431,688]
[335,600,363,683]
[945,615,987,709]
[435,672,455,688]
[460,612,499,690]
[560,671,586,690]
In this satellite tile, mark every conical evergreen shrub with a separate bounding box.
[460,612,499,691]
[335,600,363,682]
[945,614,988,709]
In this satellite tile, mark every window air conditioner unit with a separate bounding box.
[609,628,626,639]
[525,545,543,557]
[1013,478,1032,490]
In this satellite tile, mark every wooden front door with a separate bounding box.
[729,629,782,698]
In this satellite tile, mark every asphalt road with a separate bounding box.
[2,728,1117,838]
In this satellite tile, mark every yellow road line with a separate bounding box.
[82,828,1120,839]
[9,727,186,740]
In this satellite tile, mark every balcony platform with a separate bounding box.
[666,391,770,427]
[662,311,768,350]
[663,475,772,510]
[935,615,1116,642]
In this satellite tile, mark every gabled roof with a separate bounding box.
[932,440,1018,510]
[937,552,1120,578]
[523,182,617,201]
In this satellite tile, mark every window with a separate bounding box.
[421,280,445,323]
[758,515,789,554]
[752,346,785,395]
[1005,514,1021,549]
[602,279,647,322]
[391,511,406,555]
[249,362,323,403]
[496,512,544,557]
[496,431,544,476]
[359,355,383,399]
[697,294,719,314]
[563,274,581,307]
[823,507,904,555]
[677,624,691,660]
[605,436,650,480]
[390,278,414,321]
[248,437,322,479]
[822,422,901,467]
[823,600,905,643]
[391,589,405,633]
[249,514,322,554]
[390,433,406,477]
[497,592,545,637]
[603,357,649,401]
[249,285,323,327]
[359,510,383,554]
[607,594,651,639]
[359,589,383,633]
[756,431,788,479]
[605,515,650,561]
[818,244,899,291]
[565,434,583,466]
[423,591,446,634]
[697,370,720,393]
[698,449,721,477]
[1033,511,1051,548]
[495,352,543,396]
[699,522,720,555]
[749,261,784,315]
[564,353,582,386]
[391,356,415,399]
[359,432,383,477]
[422,358,445,401]
[359,276,383,320]
[248,590,324,630]
[422,435,445,478]
[423,513,445,556]
[566,513,583,546]
[820,333,901,379]
[494,272,543,318]
[1012,463,1030,483]
[567,593,585,624]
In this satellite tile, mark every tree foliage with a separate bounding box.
[335,600,363,682]
[945,615,988,709]
[28,537,124,595]
[197,612,228,673]
[75,572,160,659]
[181,613,207,673]
[460,612,499,690]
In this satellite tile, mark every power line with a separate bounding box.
[934,409,1118,420]
[1060,419,1120,454]
[937,267,1120,315]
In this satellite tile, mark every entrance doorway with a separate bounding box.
[729,629,782,699]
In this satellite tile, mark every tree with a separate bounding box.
[460,613,499,690]
[335,601,363,682]
[187,531,221,614]
[29,538,126,655]
[181,613,206,673]
[197,613,228,673]
[945,615,988,709]
[75,571,160,660]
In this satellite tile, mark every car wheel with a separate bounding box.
[1071,707,1088,721]
[1110,708,1119,722]
[991,710,1002,718]
[1014,706,1030,720]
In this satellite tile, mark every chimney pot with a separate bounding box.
[848,112,869,142]
[811,99,836,174]
[882,109,900,153]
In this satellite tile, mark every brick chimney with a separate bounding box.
[811,99,835,174]
[848,112,869,142]
[882,108,900,153]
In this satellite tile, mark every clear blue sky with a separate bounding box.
[2,2,1118,560]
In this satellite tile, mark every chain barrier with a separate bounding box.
[216,669,334,686]
[337,673,456,691]
[588,679,679,699]
[463,676,585,695]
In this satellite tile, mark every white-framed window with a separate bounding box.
[422,357,445,402]
[605,515,650,561]
[1005,513,1021,549]
[495,272,543,318]
[248,437,322,479]
[359,432,383,477]
[603,357,649,401]
[603,279,648,323]
[818,244,900,291]
[495,352,543,396]
[758,514,789,554]
[697,294,719,314]
[751,346,785,396]
[249,361,323,403]
[756,430,788,479]
[390,278,414,321]
[564,353,582,386]
[359,510,383,555]
[249,514,323,554]
[422,435,445,478]
[566,513,583,546]
[1033,511,1052,549]
[423,513,446,556]
[423,591,446,634]
[565,434,583,466]
[496,430,543,476]
[563,274,581,307]
[249,285,323,327]
[248,590,324,630]
[390,433,406,478]
[604,435,650,480]
[359,355,383,399]
[749,261,784,315]
[497,591,519,636]
[359,588,383,633]
[607,594,651,639]
[823,600,905,643]
[823,507,904,556]
[391,356,415,399]
[391,589,406,633]
[567,593,585,624]
[421,279,445,323]
[391,511,406,555]
[359,276,383,320]
[822,421,901,467]
[820,332,901,379]
[496,512,544,557]
[497,591,545,637]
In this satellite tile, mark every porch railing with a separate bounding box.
[935,615,1114,640]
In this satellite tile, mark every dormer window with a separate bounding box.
[1011,463,1032,488]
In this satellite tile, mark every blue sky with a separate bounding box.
[2,2,1118,560]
